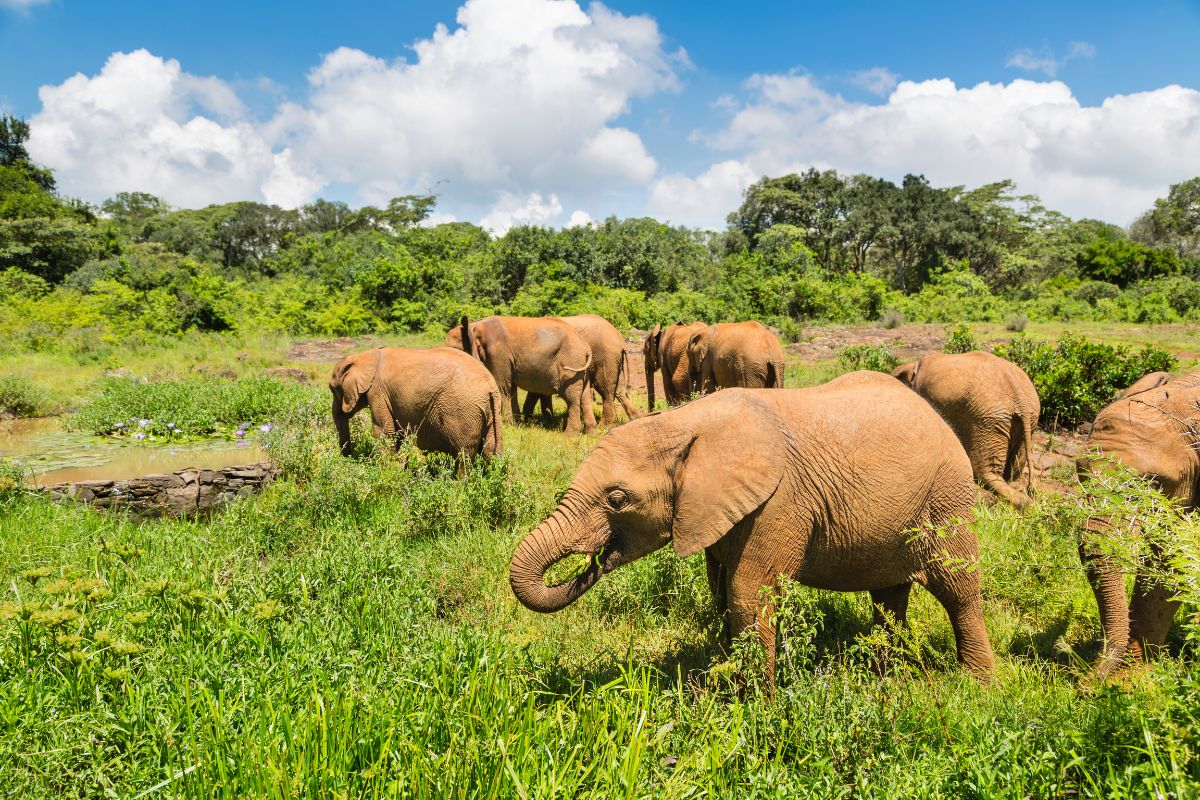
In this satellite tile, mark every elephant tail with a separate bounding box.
[766,360,784,389]
[1020,412,1035,497]
[487,386,504,456]
[562,350,592,376]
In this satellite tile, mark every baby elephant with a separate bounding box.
[509,372,995,687]
[893,351,1039,507]
[329,347,503,468]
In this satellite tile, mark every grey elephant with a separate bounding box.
[687,321,786,394]
[509,372,995,687]
[445,316,597,437]
[1076,367,1200,678]
[892,351,1039,507]
[329,347,503,467]
[522,314,642,426]
[643,321,707,410]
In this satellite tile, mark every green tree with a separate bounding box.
[1075,239,1182,287]
[100,192,171,242]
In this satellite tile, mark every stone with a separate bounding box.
[266,367,310,383]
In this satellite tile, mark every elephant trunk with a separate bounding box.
[332,398,353,456]
[510,499,612,613]
[645,354,656,412]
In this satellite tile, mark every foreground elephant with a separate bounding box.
[445,316,597,436]
[522,314,641,426]
[892,351,1039,507]
[1076,368,1200,678]
[687,321,786,394]
[643,322,707,410]
[329,347,502,465]
[509,373,995,686]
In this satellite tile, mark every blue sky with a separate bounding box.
[2,0,1199,229]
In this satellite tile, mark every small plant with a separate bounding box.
[1005,313,1028,332]
[0,374,52,418]
[942,323,980,354]
[837,343,899,373]
[877,309,905,329]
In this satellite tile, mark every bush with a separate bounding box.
[837,343,899,373]
[1005,313,1028,332]
[0,374,52,417]
[942,323,979,354]
[877,309,905,329]
[68,376,317,438]
[993,334,1178,428]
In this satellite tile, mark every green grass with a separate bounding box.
[1,401,1199,798]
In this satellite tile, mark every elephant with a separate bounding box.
[1074,367,1200,678]
[642,321,707,410]
[445,316,597,437]
[509,372,996,688]
[329,347,503,468]
[687,321,786,395]
[521,314,642,427]
[892,351,1039,507]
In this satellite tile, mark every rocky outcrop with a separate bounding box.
[42,462,276,519]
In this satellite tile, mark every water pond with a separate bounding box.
[0,417,266,485]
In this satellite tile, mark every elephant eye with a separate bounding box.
[606,489,630,510]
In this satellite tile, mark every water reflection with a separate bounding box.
[0,417,266,484]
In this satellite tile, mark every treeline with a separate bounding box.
[2,113,1199,354]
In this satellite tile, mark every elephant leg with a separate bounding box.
[870,582,913,675]
[539,394,553,421]
[1128,548,1180,662]
[1079,528,1132,678]
[728,576,778,695]
[560,378,596,436]
[705,550,731,650]
[920,554,994,679]
[598,385,616,427]
[521,392,540,422]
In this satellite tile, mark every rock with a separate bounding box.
[266,367,310,383]
[1075,421,1093,435]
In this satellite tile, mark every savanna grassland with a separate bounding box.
[1,324,1199,799]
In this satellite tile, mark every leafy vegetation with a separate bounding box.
[993,335,1178,427]
[837,343,900,373]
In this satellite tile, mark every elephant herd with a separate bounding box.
[328,315,1200,687]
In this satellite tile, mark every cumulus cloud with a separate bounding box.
[566,209,594,227]
[648,160,756,227]
[848,67,899,96]
[672,73,1200,226]
[1006,41,1096,77]
[480,191,563,233]
[27,50,303,207]
[28,0,681,214]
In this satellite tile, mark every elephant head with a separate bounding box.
[509,397,785,612]
[445,316,484,361]
[891,361,919,387]
[686,327,712,395]
[1116,371,1171,400]
[329,350,381,455]
[642,324,662,411]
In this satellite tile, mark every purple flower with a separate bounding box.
[133,433,146,441]
[167,422,175,429]
[258,424,273,434]
[114,422,125,429]
[234,429,245,438]
[137,419,150,428]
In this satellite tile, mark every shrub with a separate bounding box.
[837,343,899,373]
[877,309,905,329]
[0,374,52,417]
[942,323,979,354]
[1005,313,1028,332]
[993,334,1178,428]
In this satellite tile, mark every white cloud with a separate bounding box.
[480,191,563,233]
[566,209,594,227]
[27,0,681,214]
[27,49,301,207]
[848,67,898,96]
[648,160,756,228]
[1007,41,1096,77]
[669,74,1200,226]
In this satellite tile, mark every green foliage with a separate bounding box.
[68,376,315,438]
[942,323,980,353]
[1076,238,1183,288]
[0,374,52,417]
[837,343,899,373]
[993,334,1178,427]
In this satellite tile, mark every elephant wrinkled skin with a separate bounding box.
[687,321,786,395]
[509,372,995,687]
[642,321,707,410]
[329,347,503,466]
[446,315,597,436]
[1076,367,1200,678]
[892,351,1039,507]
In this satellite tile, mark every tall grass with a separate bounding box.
[1,404,1198,797]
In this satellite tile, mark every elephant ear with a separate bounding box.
[891,361,919,387]
[670,397,788,558]
[644,323,662,369]
[336,351,380,414]
[1118,371,1172,399]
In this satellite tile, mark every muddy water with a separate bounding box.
[0,418,266,485]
